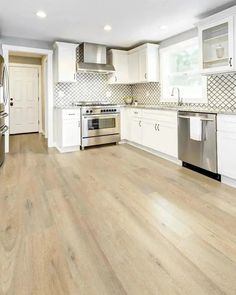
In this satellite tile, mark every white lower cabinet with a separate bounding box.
[54,108,81,152]
[120,108,131,140]
[218,115,236,180]
[142,119,158,150]
[131,117,142,144]
[120,107,178,159]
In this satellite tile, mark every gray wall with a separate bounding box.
[0,35,52,50]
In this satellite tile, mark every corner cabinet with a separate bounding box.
[108,43,159,84]
[54,108,81,153]
[53,42,79,83]
[198,13,236,74]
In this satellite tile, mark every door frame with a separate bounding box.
[9,63,42,134]
[2,45,53,152]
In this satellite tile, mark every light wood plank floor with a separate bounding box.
[1,134,236,295]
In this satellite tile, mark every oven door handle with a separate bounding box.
[0,125,8,134]
[83,114,120,119]
[0,113,8,119]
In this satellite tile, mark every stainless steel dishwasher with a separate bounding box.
[178,111,219,178]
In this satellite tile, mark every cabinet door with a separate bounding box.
[142,119,159,150]
[109,51,129,84]
[128,51,140,83]
[199,16,234,74]
[55,42,78,83]
[62,120,81,147]
[157,123,178,157]
[120,108,131,140]
[218,131,236,179]
[139,49,148,82]
[131,117,142,144]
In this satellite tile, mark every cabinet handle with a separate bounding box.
[154,123,157,131]
[139,120,142,127]
[229,58,233,67]
[157,124,160,131]
[115,76,117,82]
[134,111,138,114]
[74,73,76,80]
[144,73,147,79]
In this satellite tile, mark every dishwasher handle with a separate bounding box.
[178,115,215,122]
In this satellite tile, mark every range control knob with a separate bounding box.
[86,110,89,113]
[90,110,93,113]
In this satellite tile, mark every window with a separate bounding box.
[160,38,207,103]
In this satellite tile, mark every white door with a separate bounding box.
[9,66,39,134]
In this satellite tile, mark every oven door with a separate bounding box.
[82,114,120,138]
[0,125,8,166]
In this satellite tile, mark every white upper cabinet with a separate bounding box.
[138,44,159,83]
[198,7,236,75]
[108,50,129,84]
[108,43,159,84]
[128,50,140,84]
[53,42,78,83]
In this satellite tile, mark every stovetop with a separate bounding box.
[72,101,117,107]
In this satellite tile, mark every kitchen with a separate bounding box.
[1,1,236,294]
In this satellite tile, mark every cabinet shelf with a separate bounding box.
[204,57,229,64]
[203,33,228,43]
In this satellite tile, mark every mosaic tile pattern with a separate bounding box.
[131,83,161,105]
[207,74,236,111]
[54,72,132,106]
[55,69,236,111]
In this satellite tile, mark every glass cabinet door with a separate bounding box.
[200,17,234,73]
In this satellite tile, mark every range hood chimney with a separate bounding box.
[77,43,115,74]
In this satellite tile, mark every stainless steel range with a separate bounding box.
[73,101,120,149]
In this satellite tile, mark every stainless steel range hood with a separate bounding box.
[77,43,115,74]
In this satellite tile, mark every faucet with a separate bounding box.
[171,87,183,106]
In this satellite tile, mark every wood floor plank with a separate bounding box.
[0,134,236,294]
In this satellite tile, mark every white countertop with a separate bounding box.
[54,104,236,115]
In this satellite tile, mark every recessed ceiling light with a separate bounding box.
[36,10,47,18]
[104,25,112,31]
[160,25,168,30]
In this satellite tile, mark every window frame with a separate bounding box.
[160,37,207,104]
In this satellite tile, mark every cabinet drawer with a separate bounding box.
[142,109,177,123]
[218,115,236,133]
[130,108,143,117]
[62,109,81,120]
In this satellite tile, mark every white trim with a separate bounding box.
[9,63,43,134]
[2,44,53,151]
[160,37,208,104]
[221,175,236,189]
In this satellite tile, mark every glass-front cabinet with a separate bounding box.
[199,16,235,74]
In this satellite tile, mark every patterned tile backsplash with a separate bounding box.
[55,72,236,111]
[54,72,132,106]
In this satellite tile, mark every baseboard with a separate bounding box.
[221,176,236,189]
[55,145,81,153]
[120,140,181,166]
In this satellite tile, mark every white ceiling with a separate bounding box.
[0,0,235,48]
